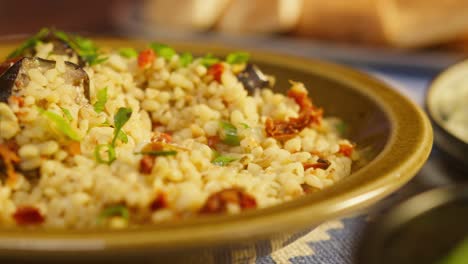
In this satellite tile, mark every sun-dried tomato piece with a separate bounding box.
[207,135,220,149]
[13,206,45,225]
[8,96,24,107]
[303,158,331,170]
[138,49,156,68]
[200,188,257,214]
[207,63,224,83]
[265,109,322,141]
[288,88,314,112]
[339,143,354,157]
[0,142,20,185]
[139,155,155,174]
[150,193,168,211]
[265,86,323,141]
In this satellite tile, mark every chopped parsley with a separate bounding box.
[119,48,138,58]
[226,52,250,64]
[95,107,132,164]
[200,54,220,67]
[179,52,193,67]
[149,43,176,60]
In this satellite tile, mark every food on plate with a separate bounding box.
[0,28,357,228]
[434,78,468,143]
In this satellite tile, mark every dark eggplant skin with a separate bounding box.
[237,64,270,94]
[0,57,90,103]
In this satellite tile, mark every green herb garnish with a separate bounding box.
[149,43,176,60]
[219,121,240,146]
[179,52,193,67]
[94,107,132,164]
[336,121,347,135]
[116,130,128,144]
[240,122,250,128]
[97,204,129,225]
[136,150,177,156]
[226,52,250,64]
[94,143,116,164]
[112,107,132,146]
[54,30,107,65]
[61,107,73,121]
[119,48,138,58]
[212,155,237,166]
[7,28,50,59]
[200,54,220,67]
[39,108,80,141]
[93,87,108,113]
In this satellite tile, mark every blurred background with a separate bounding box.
[2,0,468,70]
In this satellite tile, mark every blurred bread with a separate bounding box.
[216,0,303,34]
[142,0,232,31]
[378,0,468,48]
[295,0,386,45]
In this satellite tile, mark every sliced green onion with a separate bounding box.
[219,121,240,146]
[136,150,177,156]
[39,108,80,141]
[97,204,129,224]
[200,54,220,67]
[179,52,193,67]
[150,43,176,60]
[240,122,250,128]
[226,52,250,64]
[119,48,138,58]
[212,155,237,166]
[7,28,50,59]
[93,87,108,113]
[94,144,116,164]
[61,107,73,122]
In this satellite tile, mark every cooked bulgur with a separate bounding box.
[0,29,356,228]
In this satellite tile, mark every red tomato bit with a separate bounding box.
[265,86,323,141]
[200,188,257,214]
[339,143,354,157]
[13,206,45,226]
[138,49,156,68]
[139,155,155,174]
[207,63,224,83]
[150,193,168,211]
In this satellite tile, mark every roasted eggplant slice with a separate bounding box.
[0,57,90,103]
[237,64,270,94]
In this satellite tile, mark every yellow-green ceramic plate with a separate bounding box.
[0,38,432,263]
